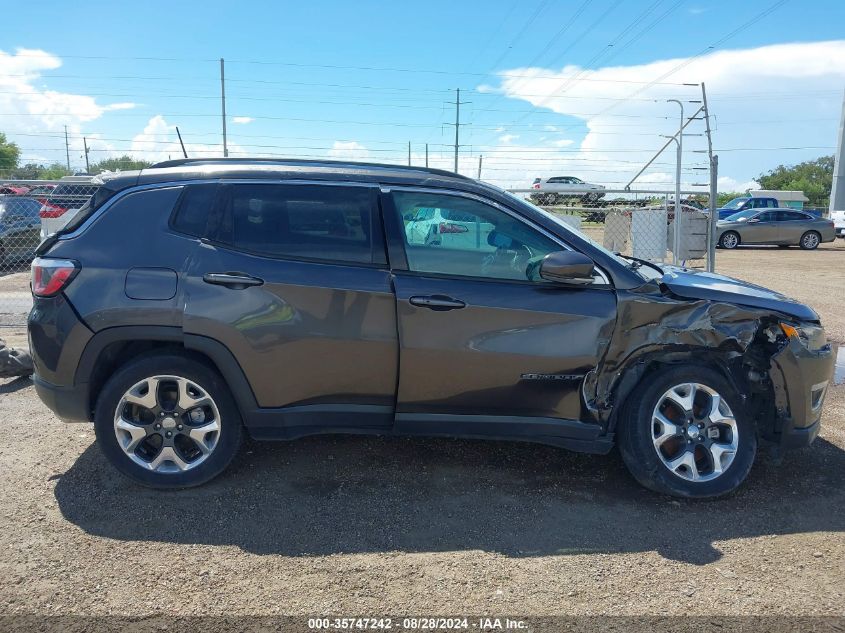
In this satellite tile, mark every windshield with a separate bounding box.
[724,209,757,222]
[722,197,749,210]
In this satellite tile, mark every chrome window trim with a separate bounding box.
[58,178,383,241]
[58,178,610,285]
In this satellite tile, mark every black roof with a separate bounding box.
[97,157,486,198]
[148,157,472,182]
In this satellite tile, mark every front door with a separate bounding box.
[179,181,398,429]
[745,211,780,243]
[383,189,617,435]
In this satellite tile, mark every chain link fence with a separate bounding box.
[508,187,715,271]
[0,179,98,326]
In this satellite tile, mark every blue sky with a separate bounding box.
[2,0,844,191]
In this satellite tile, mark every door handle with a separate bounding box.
[408,295,466,311]
[202,272,264,289]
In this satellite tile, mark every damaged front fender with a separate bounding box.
[582,280,823,440]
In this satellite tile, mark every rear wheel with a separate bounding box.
[94,354,242,488]
[719,231,740,249]
[618,365,756,498]
[800,231,820,250]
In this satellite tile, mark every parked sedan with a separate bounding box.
[717,209,835,250]
[531,176,605,205]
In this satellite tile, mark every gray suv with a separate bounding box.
[28,159,836,498]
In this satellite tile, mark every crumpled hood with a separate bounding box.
[659,266,819,322]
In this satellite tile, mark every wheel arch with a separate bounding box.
[604,347,751,435]
[77,327,258,421]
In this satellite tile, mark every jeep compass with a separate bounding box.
[28,159,836,498]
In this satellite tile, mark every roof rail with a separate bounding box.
[147,157,472,181]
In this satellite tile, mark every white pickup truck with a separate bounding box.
[832,210,845,239]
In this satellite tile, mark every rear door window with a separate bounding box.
[171,184,218,237]
[213,183,384,265]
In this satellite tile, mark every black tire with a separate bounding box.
[618,364,757,498]
[718,231,740,249]
[94,353,243,489]
[799,231,821,250]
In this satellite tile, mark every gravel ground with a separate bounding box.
[0,245,844,619]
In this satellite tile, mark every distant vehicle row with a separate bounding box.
[717,209,835,250]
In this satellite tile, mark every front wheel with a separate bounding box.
[719,231,740,249]
[94,353,243,488]
[618,365,756,498]
[800,231,821,250]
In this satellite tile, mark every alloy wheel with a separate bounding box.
[651,382,739,482]
[802,232,820,249]
[113,375,221,473]
[721,233,738,249]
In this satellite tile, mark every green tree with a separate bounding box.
[89,155,153,174]
[757,155,834,207]
[6,162,72,180]
[0,133,21,170]
[717,191,746,207]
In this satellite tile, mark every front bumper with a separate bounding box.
[768,338,836,448]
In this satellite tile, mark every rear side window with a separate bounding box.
[213,183,384,265]
[172,184,218,237]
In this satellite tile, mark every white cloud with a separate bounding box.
[327,140,370,161]
[717,176,760,192]
[498,134,519,144]
[231,116,254,124]
[485,40,845,192]
[551,139,575,147]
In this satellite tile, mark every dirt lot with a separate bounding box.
[1,244,844,619]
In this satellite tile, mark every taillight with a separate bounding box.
[39,203,67,218]
[533,183,541,189]
[438,222,469,234]
[31,258,79,297]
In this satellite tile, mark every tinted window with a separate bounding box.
[0,198,41,219]
[756,211,777,222]
[215,184,381,264]
[393,191,560,282]
[778,210,809,221]
[172,184,218,237]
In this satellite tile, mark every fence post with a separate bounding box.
[707,155,718,272]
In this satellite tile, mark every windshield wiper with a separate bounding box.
[615,253,664,274]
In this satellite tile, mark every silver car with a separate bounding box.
[531,176,605,205]
[716,208,835,250]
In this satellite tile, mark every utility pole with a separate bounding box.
[83,137,90,173]
[220,58,229,158]
[446,89,470,174]
[667,99,684,266]
[831,88,845,215]
[425,143,429,168]
[408,141,411,166]
[701,82,717,272]
[64,125,70,170]
[176,126,188,158]
[477,155,483,180]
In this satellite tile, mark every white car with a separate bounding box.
[832,210,845,239]
[39,176,99,240]
[531,176,606,205]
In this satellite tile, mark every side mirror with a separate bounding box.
[747,218,760,224]
[539,251,596,286]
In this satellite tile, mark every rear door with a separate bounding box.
[777,210,810,243]
[383,188,617,436]
[180,181,398,429]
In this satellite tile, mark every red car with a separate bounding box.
[0,184,31,196]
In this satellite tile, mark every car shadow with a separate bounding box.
[53,430,845,565]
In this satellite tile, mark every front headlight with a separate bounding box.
[780,322,827,352]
